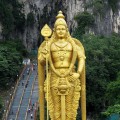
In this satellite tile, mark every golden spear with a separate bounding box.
[39,24,52,120]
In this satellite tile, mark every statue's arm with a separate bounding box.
[77,46,86,75]
[77,58,85,75]
[38,51,46,65]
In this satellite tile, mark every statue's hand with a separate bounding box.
[68,73,80,82]
[60,70,71,78]
[41,46,49,54]
[41,47,49,59]
[72,73,80,79]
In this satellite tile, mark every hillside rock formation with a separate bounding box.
[0,0,120,51]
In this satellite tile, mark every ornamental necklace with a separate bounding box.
[54,42,68,61]
[54,41,68,49]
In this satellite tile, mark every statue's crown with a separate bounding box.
[56,11,65,19]
[54,11,67,28]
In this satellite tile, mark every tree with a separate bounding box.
[73,11,94,38]
[0,40,26,89]
[72,32,120,119]
[0,0,25,38]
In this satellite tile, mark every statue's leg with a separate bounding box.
[66,87,74,120]
[72,79,81,120]
[51,88,61,120]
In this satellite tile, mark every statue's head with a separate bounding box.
[54,11,69,39]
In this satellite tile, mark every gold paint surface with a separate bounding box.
[38,11,86,120]
[41,24,52,37]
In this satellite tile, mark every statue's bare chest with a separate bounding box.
[50,41,73,68]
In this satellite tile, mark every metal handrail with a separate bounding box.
[14,70,32,120]
[24,74,37,120]
[3,65,27,120]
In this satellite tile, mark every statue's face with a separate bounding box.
[55,25,67,38]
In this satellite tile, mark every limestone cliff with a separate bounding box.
[0,23,2,40]
[0,0,120,51]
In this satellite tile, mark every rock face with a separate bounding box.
[0,23,3,40]
[17,0,52,51]
[0,0,120,51]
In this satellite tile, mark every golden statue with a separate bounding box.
[38,11,86,120]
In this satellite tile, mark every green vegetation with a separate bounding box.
[73,32,120,119]
[0,1,28,118]
[0,39,28,118]
[85,0,119,15]
[74,11,94,38]
[106,72,120,105]
[0,40,27,90]
[0,0,119,119]
[73,13,120,118]
[108,0,119,13]
[92,0,104,14]
[102,72,120,117]
[85,0,105,15]
[102,104,120,117]
[0,0,25,38]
